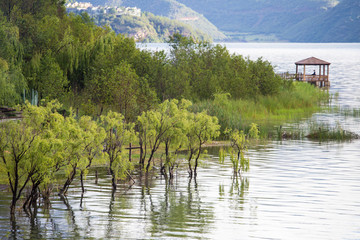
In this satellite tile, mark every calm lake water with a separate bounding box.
[1,43,360,239]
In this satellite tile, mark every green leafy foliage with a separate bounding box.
[225,123,259,175]
[137,99,188,171]
[185,110,220,177]
[137,98,220,177]
[0,101,65,214]
[101,110,136,190]
[166,35,284,101]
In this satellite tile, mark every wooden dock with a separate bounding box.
[278,73,330,87]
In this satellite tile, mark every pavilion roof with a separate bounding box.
[295,57,331,65]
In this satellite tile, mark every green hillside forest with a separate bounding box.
[71,0,227,41]
[93,11,212,42]
[66,3,213,42]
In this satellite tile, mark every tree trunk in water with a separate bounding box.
[80,171,85,193]
[139,139,145,166]
[146,150,156,172]
[59,167,77,196]
[10,198,16,218]
[111,175,117,191]
[169,165,174,180]
[188,151,194,178]
[194,149,201,178]
[160,163,167,179]
[109,166,117,191]
[23,181,40,211]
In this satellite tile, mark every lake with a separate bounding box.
[1,43,360,239]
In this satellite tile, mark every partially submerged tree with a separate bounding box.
[137,99,190,172]
[0,120,39,217]
[21,101,66,211]
[185,111,220,178]
[77,116,106,193]
[58,113,85,196]
[58,114,106,195]
[226,123,259,175]
[0,101,64,217]
[101,111,136,191]
[160,100,190,179]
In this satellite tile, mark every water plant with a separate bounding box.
[224,123,259,175]
[306,123,360,141]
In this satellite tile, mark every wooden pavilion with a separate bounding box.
[295,57,331,87]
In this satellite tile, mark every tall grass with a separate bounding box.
[191,82,330,138]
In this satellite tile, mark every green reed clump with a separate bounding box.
[306,123,360,141]
[334,107,360,118]
[275,125,304,140]
[191,82,329,138]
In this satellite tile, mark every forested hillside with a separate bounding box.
[81,0,227,40]
[91,11,211,42]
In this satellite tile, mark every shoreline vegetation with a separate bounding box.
[0,0,358,219]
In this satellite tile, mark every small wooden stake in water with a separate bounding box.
[95,170,98,184]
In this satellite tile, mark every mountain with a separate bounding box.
[79,0,227,40]
[175,0,359,42]
[92,11,212,42]
[281,0,360,42]
[69,0,359,42]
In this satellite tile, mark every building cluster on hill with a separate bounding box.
[66,2,141,17]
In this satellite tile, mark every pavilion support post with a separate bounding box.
[327,65,329,82]
[303,65,306,81]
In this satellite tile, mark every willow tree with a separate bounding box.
[137,99,190,172]
[185,111,220,178]
[0,120,39,217]
[101,111,136,191]
[57,112,106,196]
[0,101,64,217]
[226,123,259,175]
[58,113,85,196]
[160,100,191,179]
[21,101,66,210]
[77,116,106,193]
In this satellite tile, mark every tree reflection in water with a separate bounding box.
[229,174,250,211]
[147,176,214,239]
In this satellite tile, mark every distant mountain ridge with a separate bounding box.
[281,0,360,42]
[176,0,359,42]
[75,0,359,42]
[80,0,227,40]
